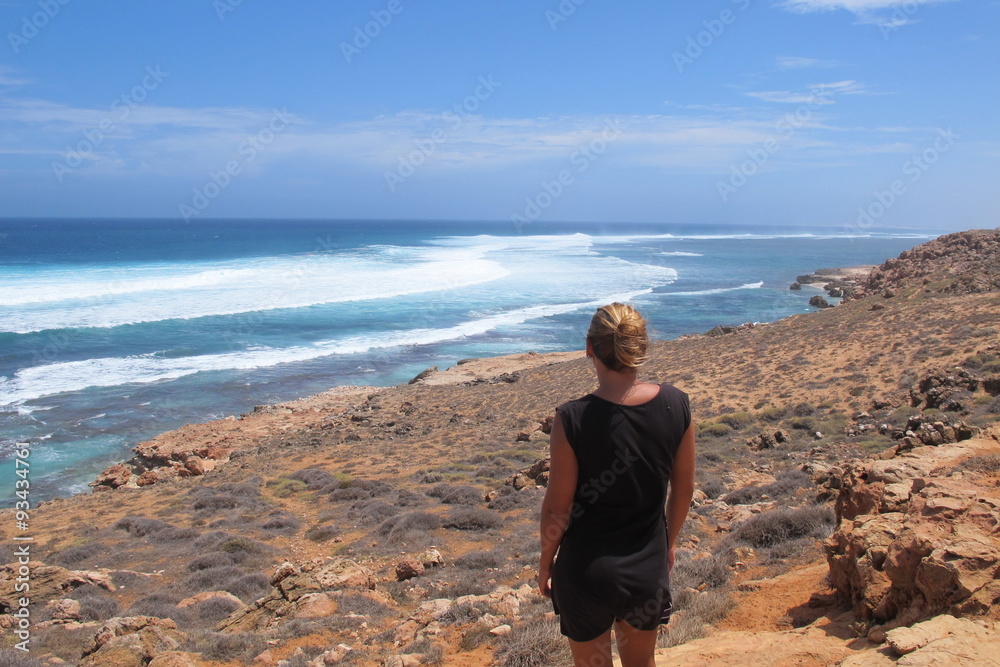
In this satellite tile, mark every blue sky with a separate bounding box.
[0,0,996,229]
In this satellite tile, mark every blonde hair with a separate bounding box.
[587,303,648,371]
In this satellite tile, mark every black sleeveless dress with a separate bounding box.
[550,383,691,642]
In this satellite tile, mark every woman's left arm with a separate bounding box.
[538,411,578,597]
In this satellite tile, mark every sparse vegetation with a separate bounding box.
[493,619,572,667]
[728,506,835,549]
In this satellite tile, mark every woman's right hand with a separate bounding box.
[537,562,552,598]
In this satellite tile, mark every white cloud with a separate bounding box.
[774,56,840,69]
[0,65,29,87]
[746,80,867,104]
[0,84,931,182]
[778,0,951,12]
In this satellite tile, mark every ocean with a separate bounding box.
[0,218,940,503]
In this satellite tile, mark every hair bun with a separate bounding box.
[586,303,648,371]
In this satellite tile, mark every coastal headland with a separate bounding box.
[2,229,999,666]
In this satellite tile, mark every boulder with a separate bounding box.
[809,295,831,309]
[395,558,425,582]
[80,616,186,667]
[46,598,82,622]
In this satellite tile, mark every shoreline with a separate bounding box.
[82,264,875,496]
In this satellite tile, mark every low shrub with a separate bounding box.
[758,406,788,422]
[394,489,429,507]
[765,470,811,500]
[349,499,400,526]
[219,537,257,554]
[193,596,241,623]
[428,483,484,505]
[329,487,371,502]
[792,402,816,417]
[729,506,835,548]
[186,552,235,572]
[443,507,502,531]
[949,454,1000,475]
[377,511,442,544]
[52,541,103,567]
[71,590,120,622]
[699,478,726,500]
[304,524,338,542]
[194,632,267,663]
[190,484,269,516]
[287,467,337,490]
[787,417,816,431]
[114,516,173,537]
[336,592,393,619]
[670,551,731,592]
[493,619,571,667]
[698,422,732,438]
[716,412,753,429]
[455,550,504,570]
[0,648,46,666]
[488,486,543,512]
[259,514,302,534]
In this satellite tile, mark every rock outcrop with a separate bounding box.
[217,559,378,633]
[0,562,114,616]
[80,616,187,667]
[858,229,1000,297]
[825,435,1000,631]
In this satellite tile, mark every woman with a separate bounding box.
[538,303,696,667]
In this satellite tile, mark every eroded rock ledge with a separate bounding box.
[826,429,1000,635]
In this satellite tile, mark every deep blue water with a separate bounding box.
[0,218,940,502]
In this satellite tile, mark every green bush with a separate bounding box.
[716,412,754,429]
[788,417,816,431]
[698,422,732,437]
[758,406,788,422]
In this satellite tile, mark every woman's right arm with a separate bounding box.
[666,423,696,571]
[538,412,578,597]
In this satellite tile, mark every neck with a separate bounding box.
[595,367,639,397]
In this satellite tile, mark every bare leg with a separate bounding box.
[569,627,613,667]
[613,620,658,667]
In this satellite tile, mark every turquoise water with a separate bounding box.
[0,219,938,502]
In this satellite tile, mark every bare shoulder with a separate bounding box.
[618,382,661,406]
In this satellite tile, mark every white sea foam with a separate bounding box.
[0,290,652,406]
[0,268,255,306]
[659,251,704,257]
[666,281,764,297]
[1,246,512,333]
[2,235,680,334]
